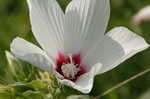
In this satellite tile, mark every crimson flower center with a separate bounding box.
[55,53,87,81]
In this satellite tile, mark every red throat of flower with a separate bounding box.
[55,52,87,82]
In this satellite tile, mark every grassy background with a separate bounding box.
[0,0,150,99]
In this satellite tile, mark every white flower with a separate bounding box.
[132,6,150,25]
[11,0,149,93]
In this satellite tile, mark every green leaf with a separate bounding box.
[5,51,40,83]
[5,51,27,82]
[0,84,15,99]
[23,90,44,99]
[26,80,44,89]
[67,95,91,99]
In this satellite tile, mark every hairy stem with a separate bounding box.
[93,68,150,99]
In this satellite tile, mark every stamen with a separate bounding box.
[61,63,80,80]
[56,52,86,81]
[61,54,80,80]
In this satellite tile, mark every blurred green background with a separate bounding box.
[0,0,150,99]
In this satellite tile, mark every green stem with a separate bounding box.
[93,68,150,99]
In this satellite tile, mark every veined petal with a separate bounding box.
[82,27,149,73]
[27,0,65,58]
[64,0,110,54]
[11,37,56,74]
[59,63,102,93]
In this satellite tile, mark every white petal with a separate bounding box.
[11,37,56,74]
[59,63,102,93]
[27,0,65,58]
[133,6,150,25]
[64,0,110,54]
[82,27,149,73]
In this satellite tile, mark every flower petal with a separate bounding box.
[60,63,102,93]
[132,6,150,25]
[11,37,56,74]
[64,0,110,53]
[27,0,65,58]
[82,27,149,73]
